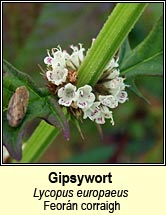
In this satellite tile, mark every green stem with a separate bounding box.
[77,3,148,87]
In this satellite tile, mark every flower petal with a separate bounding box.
[58,98,72,107]
[107,69,120,79]
[44,56,53,65]
[95,116,105,124]
[87,93,95,103]
[76,85,95,109]
[79,85,92,94]
[82,102,101,120]
[46,66,68,86]
[58,83,77,107]
[77,101,88,109]
[99,95,118,108]
[57,87,64,97]
[46,71,54,81]
[117,91,128,103]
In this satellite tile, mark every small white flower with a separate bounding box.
[66,43,85,69]
[104,57,119,72]
[46,66,68,86]
[116,91,128,103]
[82,102,114,125]
[44,56,53,65]
[101,106,114,125]
[94,114,105,124]
[99,95,118,109]
[109,77,124,89]
[44,46,68,68]
[76,85,95,109]
[104,77,125,96]
[82,102,101,120]
[106,69,120,79]
[44,49,54,65]
[95,106,114,125]
[58,83,77,107]
[103,77,128,104]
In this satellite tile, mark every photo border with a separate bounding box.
[1,0,165,166]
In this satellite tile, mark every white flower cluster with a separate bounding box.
[44,44,84,85]
[44,43,128,125]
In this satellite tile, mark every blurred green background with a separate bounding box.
[3,3,163,163]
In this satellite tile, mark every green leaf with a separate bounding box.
[126,78,150,104]
[119,16,163,101]
[15,120,59,163]
[118,38,131,65]
[77,3,148,87]
[3,59,69,160]
[121,16,163,77]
